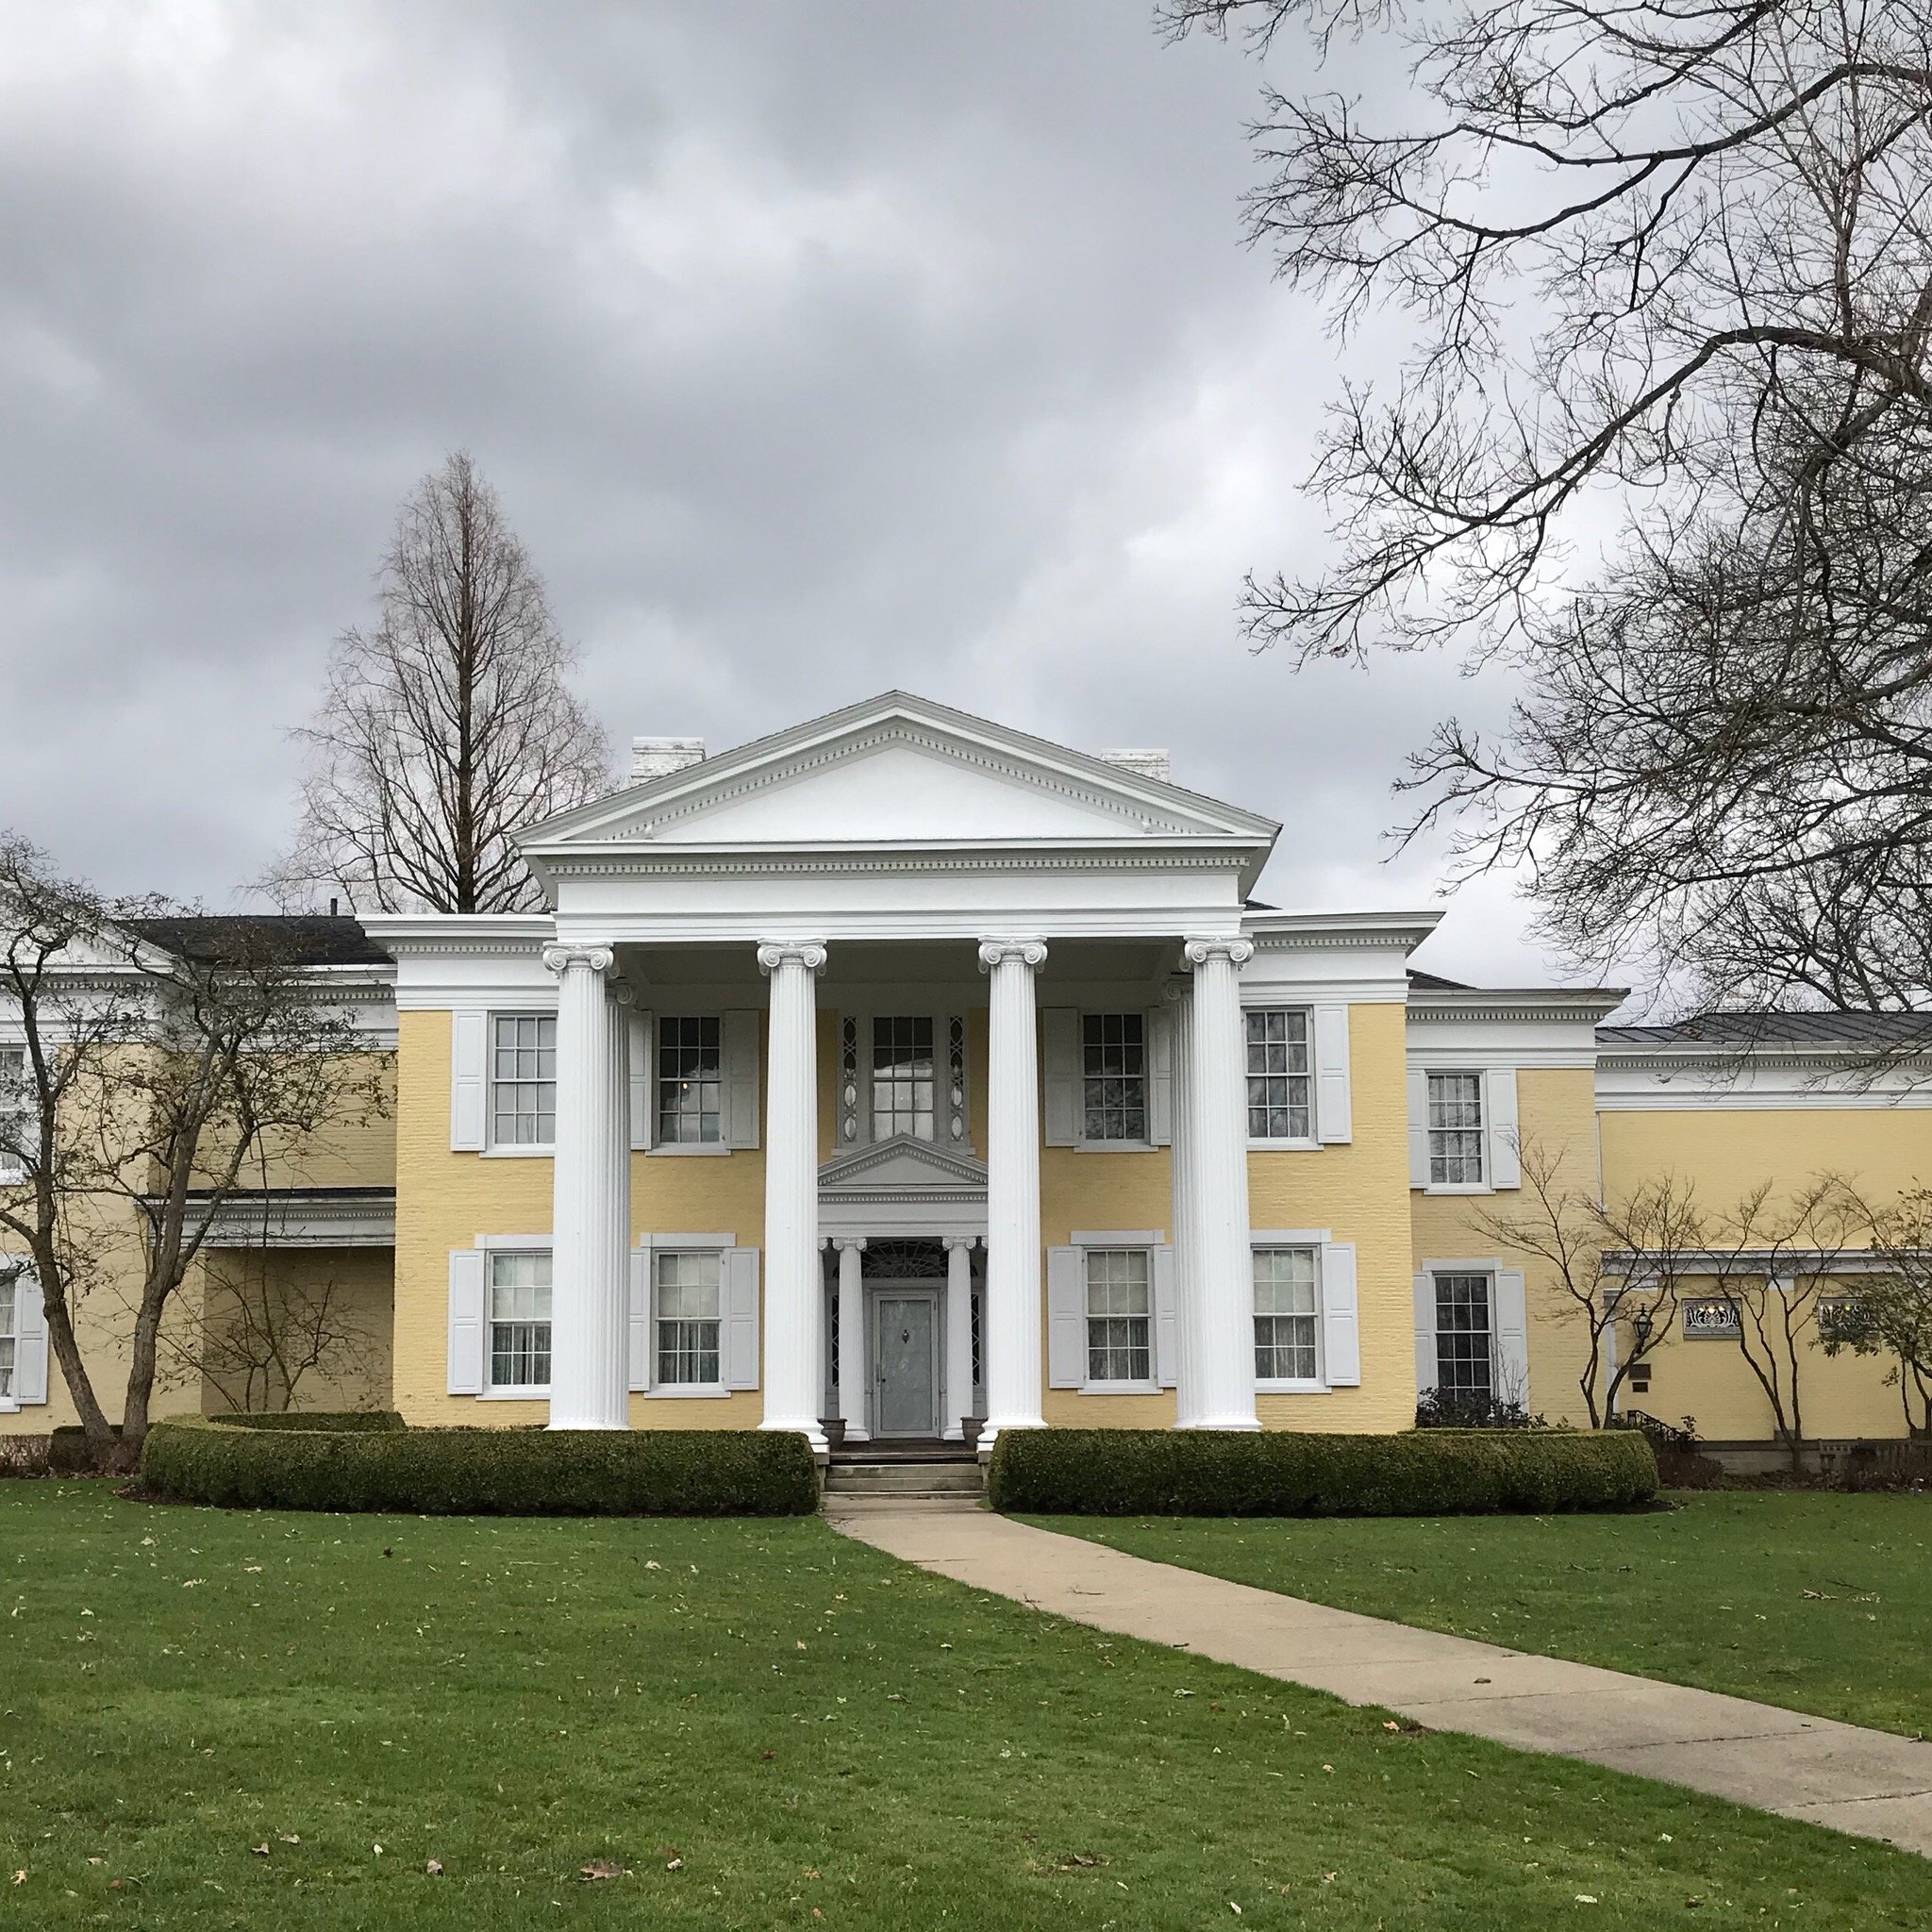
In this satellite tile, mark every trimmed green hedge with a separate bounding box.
[141,1419,820,1517]
[208,1410,406,1433]
[986,1428,1657,1516]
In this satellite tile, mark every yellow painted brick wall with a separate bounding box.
[1411,1067,1604,1427]
[1601,1107,1932,1441]
[195,1247,395,1415]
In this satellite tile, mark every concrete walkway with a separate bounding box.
[827,1499,1932,1858]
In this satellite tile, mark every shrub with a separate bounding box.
[987,1427,1657,1516]
[1414,1389,1545,1430]
[49,1424,122,1474]
[141,1420,820,1517]
[0,1434,54,1478]
[208,1410,406,1433]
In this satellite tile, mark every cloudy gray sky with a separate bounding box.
[0,0,1565,989]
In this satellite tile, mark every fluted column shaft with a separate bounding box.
[834,1237,868,1441]
[545,944,628,1430]
[1184,936,1258,1431]
[758,941,828,1452]
[1164,974,1204,1428]
[943,1236,976,1441]
[978,939,1048,1450]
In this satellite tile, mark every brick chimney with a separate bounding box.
[630,736,707,783]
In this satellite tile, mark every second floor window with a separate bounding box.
[658,1016,723,1143]
[489,1250,552,1389]
[491,1015,556,1146]
[1246,1009,1311,1140]
[1082,1012,1146,1142]
[1426,1073,1484,1184]
[872,1016,936,1140]
[1085,1247,1151,1383]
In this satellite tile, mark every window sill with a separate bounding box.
[1421,1182,1492,1196]
[1074,1141,1160,1156]
[0,1397,19,1415]
[479,1386,549,1400]
[642,1384,732,1399]
[1257,1379,1328,1396]
[645,1142,734,1158]
[1248,1138,1322,1154]
[1077,1381,1163,1397]
[481,1145,554,1160]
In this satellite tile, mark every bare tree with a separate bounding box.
[1704,1176,1863,1471]
[0,840,390,1469]
[175,1253,382,1417]
[1468,1140,1706,1425]
[1821,1184,1932,1435]
[1164,1,1932,1002]
[272,452,610,914]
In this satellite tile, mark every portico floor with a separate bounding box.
[827,1500,1932,1859]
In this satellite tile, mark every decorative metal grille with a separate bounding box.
[840,1016,860,1142]
[861,1238,948,1280]
[948,1015,969,1143]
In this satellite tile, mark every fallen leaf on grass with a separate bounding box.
[250,1846,270,1857]
[579,1861,629,1882]
[278,1835,299,1845]
[425,1860,443,1876]
[1053,1853,1107,1872]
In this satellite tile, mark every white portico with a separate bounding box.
[505,692,1287,1454]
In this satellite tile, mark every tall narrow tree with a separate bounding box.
[273,453,610,913]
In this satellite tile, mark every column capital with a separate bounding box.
[542,941,616,978]
[827,1235,867,1254]
[1162,973,1195,1006]
[758,940,828,976]
[941,1234,979,1252]
[977,938,1048,973]
[1182,936,1255,970]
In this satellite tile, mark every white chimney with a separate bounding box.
[1101,747,1172,784]
[631,736,706,783]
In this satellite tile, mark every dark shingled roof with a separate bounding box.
[1598,1010,1932,1048]
[1407,969,1474,992]
[128,915,392,969]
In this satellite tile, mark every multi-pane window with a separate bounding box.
[1082,1013,1146,1142]
[0,1046,25,1181]
[0,1270,15,1400]
[872,1016,936,1141]
[655,1250,723,1386]
[1254,1246,1320,1382]
[1246,1009,1312,1140]
[489,1250,552,1390]
[1085,1248,1151,1384]
[657,1016,722,1143]
[1426,1073,1485,1185]
[1434,1273,1493,1397]
[491,1014,556,1146]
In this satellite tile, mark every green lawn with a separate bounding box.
[4,1488,1930,1930]
[1030,1492,1932,1739]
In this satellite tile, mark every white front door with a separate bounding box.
[872,1289,941,1437]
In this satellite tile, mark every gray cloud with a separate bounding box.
[0,0,1567,990]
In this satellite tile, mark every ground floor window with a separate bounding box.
[1254,1246,1320,1382]
[655,1250,723,1386]
[0,1269,17,1399]
[1085,1247,1151,1384]
[489,1250,552,1390]
[1434,1272,1493,1397]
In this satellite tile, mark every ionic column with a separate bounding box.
[758,941,828,1453]
[833,1237,868,1441]
[1164,974,1204,1428]
[1183,936,1258,1431]
[942,1236,976,1441]
[977,939,1048,1451]
[543,943,627,1430]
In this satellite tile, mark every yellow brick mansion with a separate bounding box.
[6,694,1929,1456]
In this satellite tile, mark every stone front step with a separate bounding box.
[823,1460,985,1498]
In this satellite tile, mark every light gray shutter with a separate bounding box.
[1412,1272,1438,1395]
[1152,1242,1177,1389]
[1042,1008,1080,1147]
[1046,1244,1085,1387]
[629,1011,654,1152]
[1319,1241,1360,1386]
[1407,1069,1430,1189]
[446,1248,487,1395]
[1147,1008,1174,1146]
[628,1245,651,1391]
[13,1266,46,1406]
[1313,1004,1352,1144]
[1494,1269,1529,1406]
[724,1246,760,1389]
[1487,1069,1521,1189]
[724,1010,761,1150]
[450,1009,489,1151]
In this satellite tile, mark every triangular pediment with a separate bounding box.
[819,1134,988,1193]
[520,692,1278,854]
